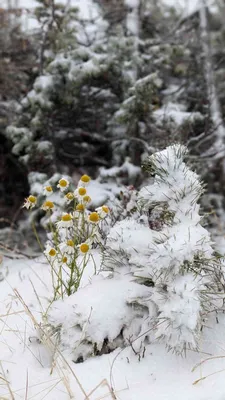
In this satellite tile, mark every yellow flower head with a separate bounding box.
[23,195,37,209]
[64,192,74,204]
[81,175,90,183]
[74,187,88,201]
[56,213,73,229]
[88,212,99,224]
[49,248,56,257]
[79,243,90,254]
[76,203,85,212]
[96,205,110,218]
[59,179,68,187]
[59,240,75,254]
[42,200,54,211]
[57,178,69,192]
[29,195,36,204]
[61,214,72,222]
[78,187,87,196]
[43,186,53,196]
[44,245,57,260]
[66,192,74,200]
[62,256,68,263]
[79,174,91,187]
[83,195,91,204]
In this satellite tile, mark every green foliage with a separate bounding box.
[35,0,78,55]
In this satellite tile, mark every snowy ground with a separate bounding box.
[1,255,225,400]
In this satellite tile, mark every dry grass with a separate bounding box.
[192,355,225,385]
[12,288,119,400]
[0,258,122,400]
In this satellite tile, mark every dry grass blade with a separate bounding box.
[192,355,225,372]
[0,361,15,400]
[0,310,25,318]
[193,368,225,385]
[25,370,29,400]
[86,379,117,399]
[9,377,61,396]
[192,354,225,385]
[29,379,62,400]
[13,288,90,399]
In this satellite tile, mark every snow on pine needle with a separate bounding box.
[47,144,225,362]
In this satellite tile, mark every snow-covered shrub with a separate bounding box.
[23,174,110,298]
[47,145,225,361]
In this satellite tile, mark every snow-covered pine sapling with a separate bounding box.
[107,144,224,354]
[23,174,110,299]
[47,145,224,362]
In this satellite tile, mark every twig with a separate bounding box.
[0,361,15,400]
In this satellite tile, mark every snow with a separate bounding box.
[125,0,140,36]
[34,76,54,93]
[2,0,218,33]
[48,275,150,356]
[153,102,203,126]
[1,256,225,399]
[0,146,225,398]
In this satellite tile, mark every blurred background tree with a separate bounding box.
[1,0,225,251]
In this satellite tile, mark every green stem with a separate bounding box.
[32,220,44,252]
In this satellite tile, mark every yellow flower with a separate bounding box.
[78,187,86,196]
[23,195,37,209]
[74,187,88,201]
[88,212,99,224]
[57,178,69,192]
[81,175,90,183]
[64,192,74,204]
[49,248,56,257]
[56,213,73,229]
[76,203,85,212]
[41,200,54,211]
[79,174,91,187]
[62,214,72,222]
[66,192,74,199]
[96,205,109,218]
[79,242,90,254]
[44,245,57,261]
[62,256,68,263]
[59,240,75,254]
[28,195,36,204]
[83,195,91,204]
[43,186,53,196]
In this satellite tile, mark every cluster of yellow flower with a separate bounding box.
[23,174,110,297]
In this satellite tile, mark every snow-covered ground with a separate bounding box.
[1,255,225,400]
